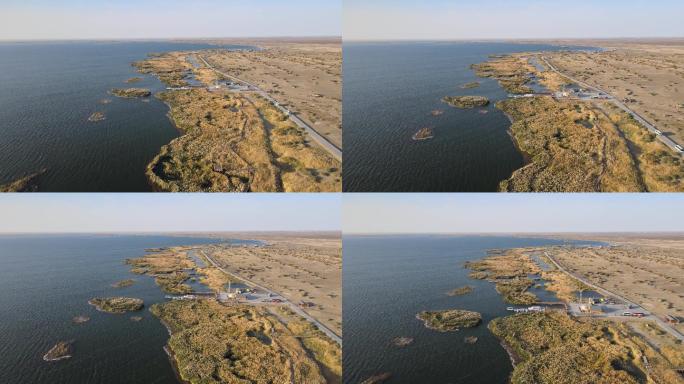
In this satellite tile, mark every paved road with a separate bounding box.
[544,251,684,343]
[196,55,342,162]
[541,55,683,156]
[199,249,342,346]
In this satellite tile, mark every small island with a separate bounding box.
[430,109,444,116]
[125,77,143,83]
[417,309,482,332]
[88,112,106,122]
[360,372,392,384]
[412,127,434,141]
[88,297,144,313]
[442,96,490,109]
[392,337,414,347]
[110,88,151,98]
[464,336,478,344]
[446,285,474,296]
[461,81,481,89]
[72,315,90,324]
[43,340,73,362]
[111,279,135,288]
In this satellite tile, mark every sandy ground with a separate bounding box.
[205,233,341,335]
[543,39,684,143]
[545,234,684,334]
[201,38,342,149]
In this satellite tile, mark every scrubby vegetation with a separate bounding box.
[111,279,135,288]
[137,53,340,192]
[151,299,327,384]
[0,169,45,192]
[602,104,684,191]
[134,54,191,88]
[466,249,541,304]
[417,309,482,332]
[490,312,683,384]
[43,340,73,362]
[461,81,481,89]
[497,97,645,192]
[280,307,341,382]
[88,112,106,122]
[127,248,194,294]
[110,88,151,98]
[88,297,143,313]
[392,337,414,347]
[125,77,143,84]
[412,127,434,141]
[473,55,535,94]
[442,95,490,108]
[446,285,474,296]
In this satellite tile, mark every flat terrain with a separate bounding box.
[480,240,684,383]
[202,38,342,148]
[204,234,342,336]
[548,236,684,335]
[137,49,341,192]
[477,50,684,191]
[133,237,341,383]
[543,40,684,144]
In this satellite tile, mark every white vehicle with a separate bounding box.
[653,129,662,136]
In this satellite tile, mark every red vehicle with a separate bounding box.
[633,312,646,318]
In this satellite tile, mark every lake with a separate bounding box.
[0,41,251,191]
[342,235,601,384]
[0,234,252,384]
[342,42,596,192]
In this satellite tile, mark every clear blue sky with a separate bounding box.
[0,0,341,40]
[344,194,684,234]
[0,194,340,233]
[344,0,684,40]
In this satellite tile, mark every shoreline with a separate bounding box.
[155,314,191,384]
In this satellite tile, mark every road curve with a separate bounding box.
[540,55,683,156]
[196,54,342,162]
[544,251,684,343]
[199,249,342,346]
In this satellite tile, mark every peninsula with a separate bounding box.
[134,38,341,192]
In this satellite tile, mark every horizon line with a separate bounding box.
[343,36,684,43]
[0,35,342,43]
[343,231,684,235]
[0,230,341,235]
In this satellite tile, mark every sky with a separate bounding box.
[343,194,684,234]
[0,0,341,40]
[344,0,684,41]
[0,194,340,233]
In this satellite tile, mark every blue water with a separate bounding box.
[0,41,251,191]
[342,235,602,384]
[0,234,253,384]
[343,42,597,192]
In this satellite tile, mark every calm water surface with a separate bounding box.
[343,235,602,384]
[343,42,596,192]
[0,41,250,191]
[0,234,255,384]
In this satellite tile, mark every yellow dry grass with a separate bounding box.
[490,311,683,384]
[498,96,645,192]
[151,300,326,384]
[139,53,340,192]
